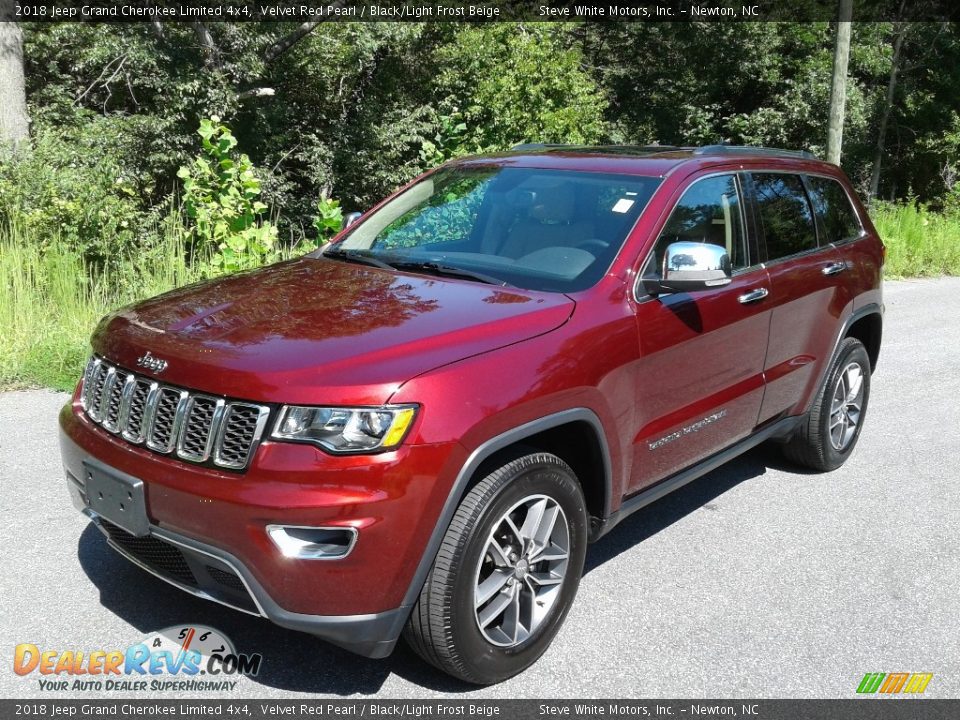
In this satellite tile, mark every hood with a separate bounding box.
[92,257,575,405]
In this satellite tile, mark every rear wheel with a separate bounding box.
[783,337,871,471]
[403,452,588,684]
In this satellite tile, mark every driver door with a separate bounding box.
[629,173,772,492]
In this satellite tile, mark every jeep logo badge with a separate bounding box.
[136,351,168,374]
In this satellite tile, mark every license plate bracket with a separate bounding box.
[83,461,149,537]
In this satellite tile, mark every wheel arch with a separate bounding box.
[802,303,883,415]
[844,310,882,372]
[399,408,613,610]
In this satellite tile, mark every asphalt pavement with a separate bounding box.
[2,277,958,699]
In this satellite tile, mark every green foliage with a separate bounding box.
[312,196,344,244]
[178,117,278,272]
[5,19,960,394]
[871,202,960,278]
[0,213,205,390]
[434,24,607,151]
[419,111,471,166]
[0,116,163,267]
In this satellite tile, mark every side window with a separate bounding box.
[806,176,863,244]
[647,174,747,276]
[751,173,818,260]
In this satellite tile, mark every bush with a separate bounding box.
[0,116,163,268]
[178,117,278,273]
[312,196,344,245]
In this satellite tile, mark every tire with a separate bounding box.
[403,452,588,685]
[782,337,871,471]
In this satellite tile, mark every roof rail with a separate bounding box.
[510,143,573,151]
[693,144,817,160]
[510,143,688,153]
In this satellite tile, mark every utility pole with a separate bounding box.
[826,0,853,165]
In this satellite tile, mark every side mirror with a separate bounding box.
[642,241,732,295]
[343,211,363,229]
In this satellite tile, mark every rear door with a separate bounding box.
[630,173,772,491]
[748,172,849,423]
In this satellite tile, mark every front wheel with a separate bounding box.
[403,452,588,684]
[782,337,871,471]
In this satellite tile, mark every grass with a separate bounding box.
[871,202,960,278]
[1,203,958,392]
[0,215,207,391]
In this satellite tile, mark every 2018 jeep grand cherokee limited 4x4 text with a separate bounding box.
[60,145,883,684]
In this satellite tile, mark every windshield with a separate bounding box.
[327,165,661,292]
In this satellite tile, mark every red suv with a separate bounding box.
[60,145,883,684]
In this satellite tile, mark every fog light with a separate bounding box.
[266,525,357,560]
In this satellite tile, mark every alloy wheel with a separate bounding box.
[829,361,864,451]
[473,494,570,648]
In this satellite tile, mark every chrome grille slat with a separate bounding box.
[79,356,268,470]
[214,404,271,469]
[177,396,224,462]
[103,371,131,433]
[86,361,109,421]
[121,379,154,443]
[147,388,189,453]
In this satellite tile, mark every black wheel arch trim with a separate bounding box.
[399,408,614,612]
[803,302,883,416]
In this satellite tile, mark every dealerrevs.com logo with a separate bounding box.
[14,625,262,692]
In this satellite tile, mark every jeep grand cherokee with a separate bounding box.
[60,144,883,684]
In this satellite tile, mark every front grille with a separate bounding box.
[100,519,198,586]
[81,356,270,471]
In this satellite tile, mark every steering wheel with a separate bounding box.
[574,239,610,255]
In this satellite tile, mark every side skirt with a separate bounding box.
[591,415,801,541]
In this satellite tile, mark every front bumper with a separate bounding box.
[60,399,465,658]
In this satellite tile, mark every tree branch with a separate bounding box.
[192,22,218,66]
[263,2,347,63]
[238,87,276,100]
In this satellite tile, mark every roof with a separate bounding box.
[452,144,834,178]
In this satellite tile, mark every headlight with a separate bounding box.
[271,404,418,454]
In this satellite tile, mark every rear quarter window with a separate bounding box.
[806,176,864,244]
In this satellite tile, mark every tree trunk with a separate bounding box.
[869,22,907,199]
[0,18,30,153]
[826,0,853,165]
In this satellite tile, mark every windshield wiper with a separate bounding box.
[322,248,396,271]
[392,260,514,288]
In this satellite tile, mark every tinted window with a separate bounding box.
[647,174,747,275]
[752,173,817,260]
[807,176,863,243]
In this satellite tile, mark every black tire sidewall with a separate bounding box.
[817,340,871,469]
[449,457,588,683]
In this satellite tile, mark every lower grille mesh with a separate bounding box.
[100,519,198,587]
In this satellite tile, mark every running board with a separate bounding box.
[592,415,801,540]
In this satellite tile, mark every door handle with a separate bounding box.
[822,261,847,276]
[738,288,769,304]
